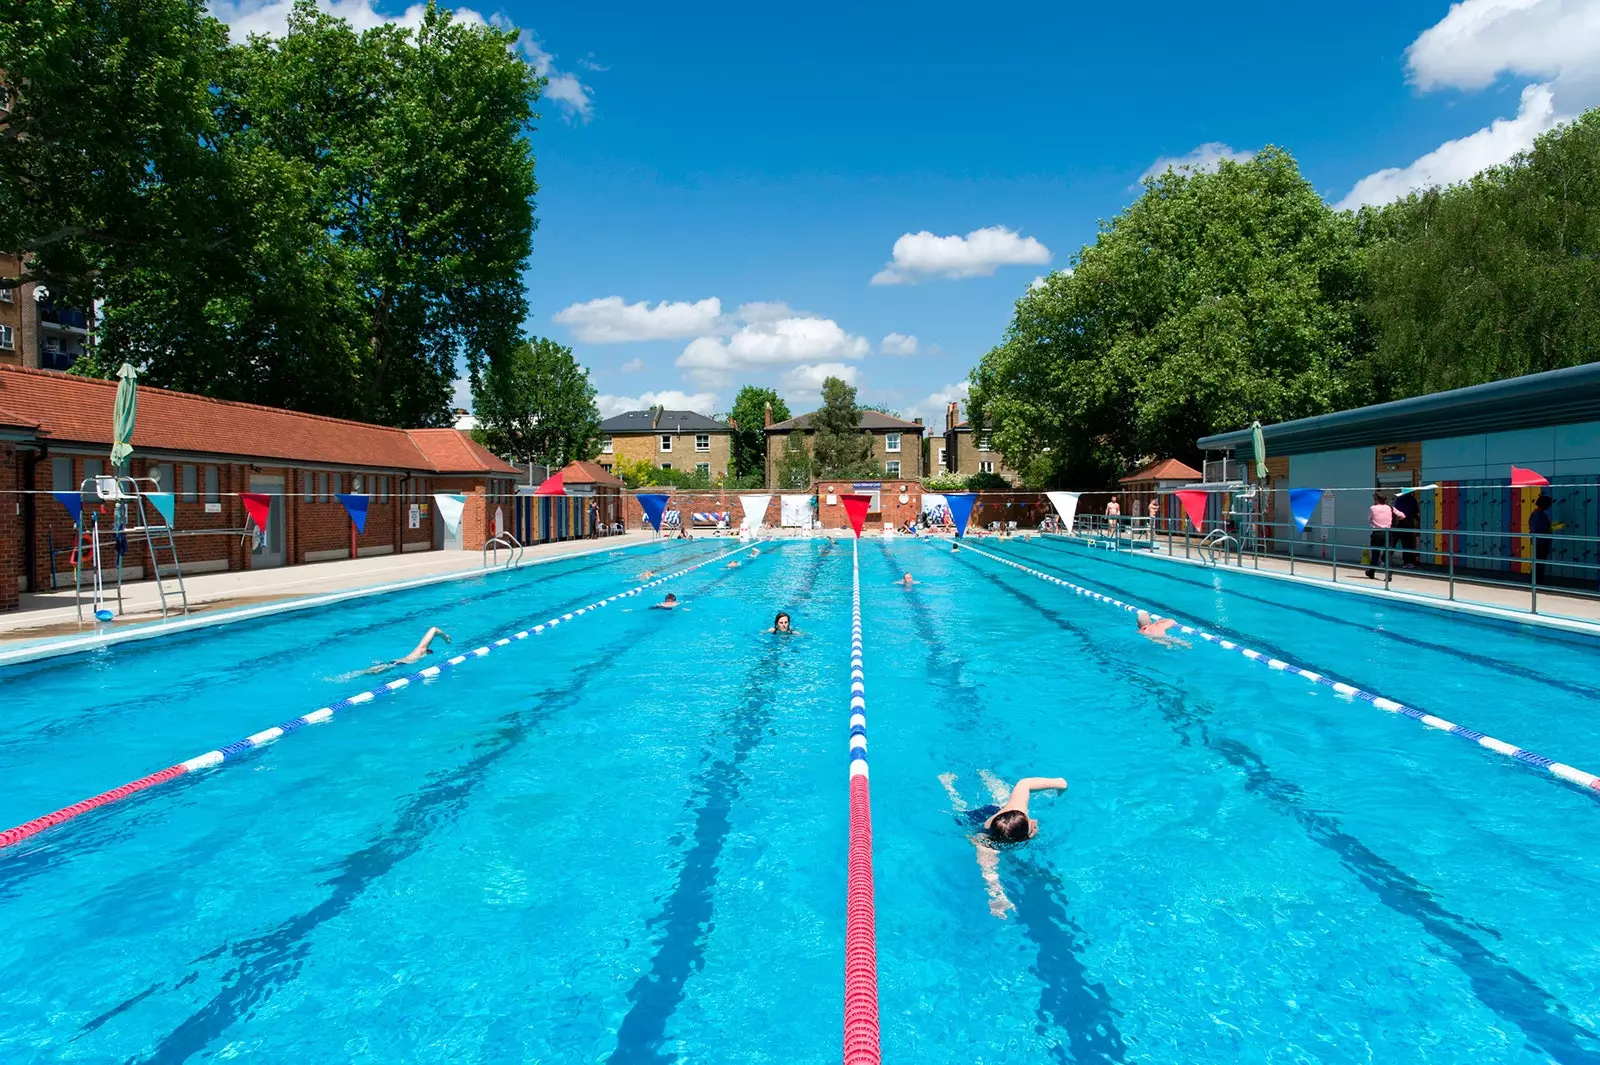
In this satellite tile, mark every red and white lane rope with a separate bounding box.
[843,538,881,1065]
[953,540,1600,798]
[0,546,744,851]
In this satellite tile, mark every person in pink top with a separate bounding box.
[1365,492,1396,578]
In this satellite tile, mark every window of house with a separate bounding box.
[602,435,614,453]
[43,336,62,354]
[303,471,314,502]
[695,433,710,452]
[351,474,364,495]
[885,432,901,453]
[378,476,389,502]
[52,456,74,492]
[0,286,12,303]
[152,463,174,493]
[316,472,328,502]
[936,447,947,472]
[885,460,901,477]
[205,466,219,503]
[979,460,995,474]
[978,434,994,451]
[0,325,13,350]
[659,434,673,452]
[332,473,342,497]
[181,465,198,502]
[660,462,672,471]
[695,462,710,477]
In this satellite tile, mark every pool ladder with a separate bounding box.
[1199,529,1239,567]
[483,532,524,568]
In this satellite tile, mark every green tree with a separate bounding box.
[775,433,813,490]
[727,385,789,480]
[810,376,878,479]
[970,147,1366,486]
[473,338,601,467]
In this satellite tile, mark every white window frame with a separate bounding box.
[0,286,13,303]
[659,434,673,453]
[602,435,614,454]
[43,336,61,353]
[695,462,710,477]
[885,432,901,453]
[695,433,710,452]
[0,324,12,349]
[978,434,994,451]
[660,462,672,471]
[937,447,947,472]
[885,460,901,477]
[979,460,995,474]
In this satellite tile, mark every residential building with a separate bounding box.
[598,406,733,481]
[940,401,1020,484]
[763,407,926,486]
[0,255,96,372]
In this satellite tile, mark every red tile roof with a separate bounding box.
[1119,457,1203,483]
[0,365,515,474]
[405,428,519,475]
[560,459,624,487]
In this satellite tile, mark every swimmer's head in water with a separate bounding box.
[664,593,677,603]
[1136,609,1153,628]
[988,810,1033,842]
[773,611,792,632]
[902,573,913,583]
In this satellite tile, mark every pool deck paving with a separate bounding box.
[0,533,663,658]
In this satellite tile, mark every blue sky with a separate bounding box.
[215,0,1600,423]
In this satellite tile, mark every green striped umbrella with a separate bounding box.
[110,363,138,471]
[1250,419,1267,480]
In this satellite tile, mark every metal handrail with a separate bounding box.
[483,532,524,568]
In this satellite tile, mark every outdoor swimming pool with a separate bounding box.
[2,535,1598,1063]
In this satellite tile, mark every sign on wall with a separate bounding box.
[205,502,222,514]
[409,503,421,529]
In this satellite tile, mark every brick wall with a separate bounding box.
[0,442,18,611]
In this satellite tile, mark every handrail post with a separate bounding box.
[1384,526,1393,590]
[1448,528,1456,601]
[1531,531,1540,615]
[1331,535,1338,584]
[1289,530,1295,576]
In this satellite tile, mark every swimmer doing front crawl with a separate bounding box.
[941,771,1068,918]
[1136,609,1190,649]
[342,626,451,678]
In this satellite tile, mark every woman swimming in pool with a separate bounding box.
[767,611,801,635]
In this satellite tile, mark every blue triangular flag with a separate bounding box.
[52,491,83,524]
[146,492,175,527]
[337,493,370,534]
[946,493,976,538]
[638,493,670,532]
[1288,488,1325,534]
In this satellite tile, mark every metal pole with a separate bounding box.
[1289,530,1295,576]
[1448,528,1456,601]
[1331,535,1338,584]
[1531,532,1539,615]
[1384,527,1393,590]
[1166,513,1173,559]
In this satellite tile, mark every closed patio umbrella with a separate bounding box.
[110,363,138,471]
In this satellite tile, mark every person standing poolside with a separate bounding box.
[1529,493,1556,586]
[1105,498,1121,530]
[940,771,1069,918]
[1365,492,1396,579]
[1147,498,1160,540]
[1136,609,1190,649]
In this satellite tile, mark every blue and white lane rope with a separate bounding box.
[949,541,1600,798]
[0,545,747,850]
[843,538,881,1065]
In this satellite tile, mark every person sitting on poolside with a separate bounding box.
[767,611,801,635]
[1136,609,1190,648]
[352,626,451,676]
[940,771,1069,918]
[651,593,680,610]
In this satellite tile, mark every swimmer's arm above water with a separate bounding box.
[398,626,450,664]
[998,777,1068,816]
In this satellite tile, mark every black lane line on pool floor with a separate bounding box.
[959,555,1600,1065]
[878,541,1129,1065]
[1024,536,1600,702]
[608,546,830,1065]
[44,560,768,1065]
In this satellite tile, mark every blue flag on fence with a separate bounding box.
[146,492,175,527]
[52,491,83,524]
[945,493,976,538]
[1288,488,1325,533]
[638,493,670,532]
[337,493,370,534]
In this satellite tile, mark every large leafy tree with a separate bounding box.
[727,385,789,480]
[970,147,1367,486]
[811,376,878,479]
[473,337,601,467]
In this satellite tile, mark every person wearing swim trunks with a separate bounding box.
[1136,609,1189,648]
[940,771,1069,918]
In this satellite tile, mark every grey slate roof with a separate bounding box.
[766,410,924,432]
[601,409,730,433]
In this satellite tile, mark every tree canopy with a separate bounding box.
[811,376,878,480]
[1,0,540,428]
[727,385,789,480]
[472,337,601,467]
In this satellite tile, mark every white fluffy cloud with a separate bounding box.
[781,363,860,398]
[880,332,918,357]
[553,296,723,343]
[678,311,870,388]
[870,226,1052,285]
[903,380,971,431]
[208,0,595,119]
[1338,0,1600,209]
[1139,142,1254,182]
[619,358,645,374]
[595,390,720,419]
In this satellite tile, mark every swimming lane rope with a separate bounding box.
[0,546,747,851]
[947,540,1600,799]
[844,538,881,1065]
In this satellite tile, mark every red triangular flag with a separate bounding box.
[241,492,272,531]
[840,494,871,538]
[1510,465,1549,487]
[1174,489,1210,533]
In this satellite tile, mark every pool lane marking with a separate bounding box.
[844,538,882,1065]
[0,545,749,851]
[946,541,1600,799]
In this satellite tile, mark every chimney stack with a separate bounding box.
[650,404,663,429]
[946,401,959,433]
[763,401,773,428]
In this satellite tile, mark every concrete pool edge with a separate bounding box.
[0,538,678,669]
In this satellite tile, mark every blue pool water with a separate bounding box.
[2,536,1599,1063]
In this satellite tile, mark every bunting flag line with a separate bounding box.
[145,492,176,528]
[945,493,976,537]
[637,493,670,532]
[240,492,272,533]
[1174,489,1210,533]
[1045,491,1080,532]
[1510,465,1550,488]
[51,491,83,524]
[433,494,466,536]
[1287,488,1325,534]
[738,493,772,530]
[336,493,370,535]
[841,494,871,538]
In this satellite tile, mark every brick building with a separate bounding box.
[598,407,733,481]
[763,409,926,486]
[0,365,520,613]
[939,401,1019,484]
